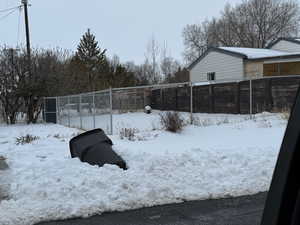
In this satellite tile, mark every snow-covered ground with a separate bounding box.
[0,111,287,225]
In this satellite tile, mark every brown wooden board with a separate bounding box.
[252,79,267,114]
[177,86,191,112]
[150,77,300,115]
[162,88,177,111]
[271,77,300,111]
[213,83,237,114]
[239,80,251,114]
[193,85,210,113]
[151,89,161,110]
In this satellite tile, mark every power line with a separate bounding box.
[0,5,21,13]
[17,6,22,46]
[0,7,19,21]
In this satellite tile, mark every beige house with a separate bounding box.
[189,38,300,83]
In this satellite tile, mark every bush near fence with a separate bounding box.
[151,76,300,114]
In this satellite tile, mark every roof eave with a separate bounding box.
[267,38,300,49]
[246,54,300,61]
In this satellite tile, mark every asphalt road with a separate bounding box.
[37,192,267,225]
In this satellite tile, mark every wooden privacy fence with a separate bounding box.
[151,76,300,114]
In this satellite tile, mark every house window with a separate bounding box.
[207,72,216,81]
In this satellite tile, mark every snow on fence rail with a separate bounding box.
[44,76,300,134]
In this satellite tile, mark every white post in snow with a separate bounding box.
[67,96,70,127]
[109,87,113,135]
[79,94,82,129]
[135,88,137,111]
[143,88,148,108]
[93,92,96,129]
[43,97,46,124]
[190,82,193,124]
[249,77,253,119]
[56,97,59,124]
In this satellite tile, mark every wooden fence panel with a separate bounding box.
[150,77,300,114]
[252,79,267,114]
[213,83,237,114]
[151,89,161,110]
[162,88,177,111]
[177,86,190,112]
[193,85,210,113]
[239,80,250,114]
[271,77,300,111]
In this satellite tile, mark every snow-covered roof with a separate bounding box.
[219,47,300,59]
[188,44,300,70]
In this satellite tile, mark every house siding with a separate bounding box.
[244,61,264,78]
[190,51,244,82]
[270,40,300,52]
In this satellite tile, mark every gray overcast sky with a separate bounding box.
[1,0,242,64]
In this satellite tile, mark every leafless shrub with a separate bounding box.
[159,111,184,133]
[15,134,39,145]
[119,128,139,141]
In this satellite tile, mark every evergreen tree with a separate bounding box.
[75,29,107,91]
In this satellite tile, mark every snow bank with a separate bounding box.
[0,113,287,225]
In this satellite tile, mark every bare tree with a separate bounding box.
[26,49,69,123]
[145,36,161,84]
[183,0,300,64]
[182,21,216,64]
[0,47,25,124]
[125,61,151,85]
[160,42,181,83]
[225,0,300,48]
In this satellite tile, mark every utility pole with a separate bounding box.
[21,0,31,67]
[21,0,34,124]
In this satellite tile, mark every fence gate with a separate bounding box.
[44,97,57,123]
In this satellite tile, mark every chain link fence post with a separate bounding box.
[109,87,113,135]
[135,89,137,111]
[190,82,193,124]
[67,96,71,127]
[43,97,46,124]
[143,89,146,108]
[79,94,82,129]
[93,92,96,129]
[250,77,253,119]
[56,97,60,124]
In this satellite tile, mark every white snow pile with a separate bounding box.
[0,112,287,225]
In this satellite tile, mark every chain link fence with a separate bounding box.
[54,90,112,134]
[45,83,188,134]
[44,76,300,134]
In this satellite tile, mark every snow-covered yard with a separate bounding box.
[0,111,287,225]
